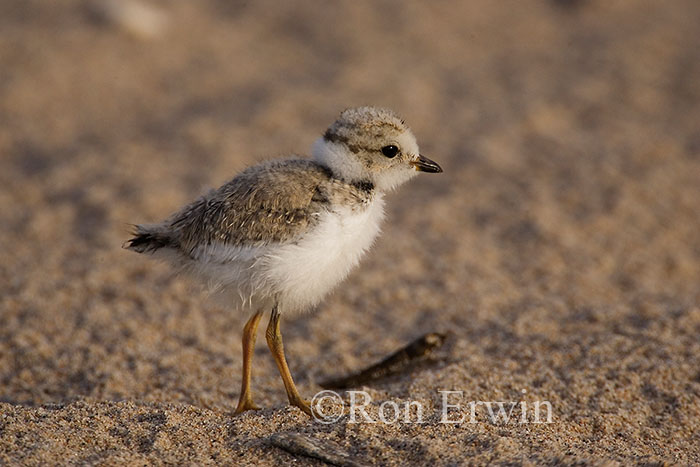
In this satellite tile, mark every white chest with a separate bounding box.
[264,194,386,312]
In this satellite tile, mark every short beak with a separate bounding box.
[410,154,443,173]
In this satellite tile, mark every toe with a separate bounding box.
[234,400,262,414]
[290,397,314,417]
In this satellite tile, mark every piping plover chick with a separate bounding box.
[124,106,443,416]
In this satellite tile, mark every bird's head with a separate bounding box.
[312,107,442,192]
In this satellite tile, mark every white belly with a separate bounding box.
[187,195,385,314]
[264,194,385,313]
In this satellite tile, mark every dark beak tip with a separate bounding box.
[413,155,443,173]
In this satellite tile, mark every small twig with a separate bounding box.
[268,432,365,467]
[320,332,448,389]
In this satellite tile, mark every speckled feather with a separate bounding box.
[124,106,438,314]
[127,159,374,255]
[324,107,406,156]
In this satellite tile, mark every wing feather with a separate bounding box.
[170,159,333,254]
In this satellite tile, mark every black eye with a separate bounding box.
[381,145,399,158]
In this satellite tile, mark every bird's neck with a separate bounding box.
[311,137,374,190]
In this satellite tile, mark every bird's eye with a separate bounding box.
[381,145,399,158]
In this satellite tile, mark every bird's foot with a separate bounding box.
[289,395,314,417]
[234,397,262,415]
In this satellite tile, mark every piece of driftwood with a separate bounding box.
[320,332,448,389]
[268,432,365,467]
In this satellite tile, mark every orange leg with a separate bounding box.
[265,306,313,416]
[234,310,263,414]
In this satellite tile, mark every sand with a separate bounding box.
[1,0,699,464]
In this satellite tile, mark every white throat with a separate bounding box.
[311,136,420,192]
[312,137,369,183]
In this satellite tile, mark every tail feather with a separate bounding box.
[123,225,176,253]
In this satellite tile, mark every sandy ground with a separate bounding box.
[1,0,699,465]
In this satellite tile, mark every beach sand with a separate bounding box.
[1,0,699,464]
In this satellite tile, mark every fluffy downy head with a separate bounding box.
[312,107,441,192]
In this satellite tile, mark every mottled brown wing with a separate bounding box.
[168,159,334,254]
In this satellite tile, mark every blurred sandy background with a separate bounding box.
[1,0,699,464]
